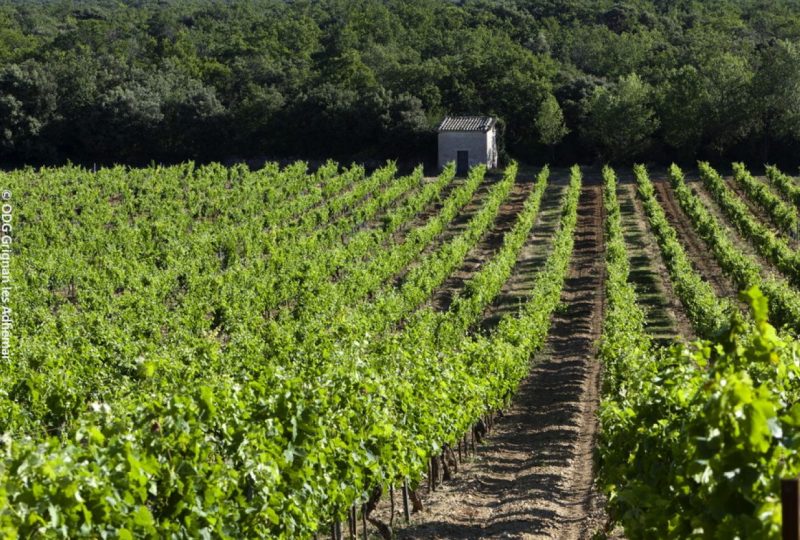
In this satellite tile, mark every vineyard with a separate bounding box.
[1,159,800,539]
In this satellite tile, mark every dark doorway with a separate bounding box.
[456,151,469,176]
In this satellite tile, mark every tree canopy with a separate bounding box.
[2,0,800,166]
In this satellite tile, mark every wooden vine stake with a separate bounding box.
[783,477,800,540]
[443,449,453,480]
[402,480,411,523]
[361,503,368,540]
[348,506,356,540]
[427,459,432,492]
[431,456,438,491]
[389,485,395,529]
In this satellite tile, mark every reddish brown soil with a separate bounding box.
[429,176,535,312]
[649,174,740,300]
[394,180,608,539]
[617,180,693,340]
[392,174,499,286]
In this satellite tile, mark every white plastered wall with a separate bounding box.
[438,131,489,171]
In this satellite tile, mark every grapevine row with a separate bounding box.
[261,164,432,314]
[730,162,798,234]
[698,162,800,286]
[0,162,421,434]
[440,165,551,341]
[359,163,520,333]
[671,164,800,332]
[765,165,800,210]
[599,166,651,384]
[263,161,367,228]
[286,165,487,325]
[600,167,800,538]
[633,165,732,337]
[0,167,583,538]
[276,164,519,363]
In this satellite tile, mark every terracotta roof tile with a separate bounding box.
[436,116,496,132]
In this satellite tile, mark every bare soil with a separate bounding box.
[478,170,568,332]
[392,174,500,286]
[429,175,535,312]
[617,181,692,341]
[649,173,740,300]
[395,180,608,540]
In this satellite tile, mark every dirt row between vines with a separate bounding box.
[649,173,741,302]
[615,179,692,342]
[429,172,538,312]
[479,172,567,332]
[367,166,774,540]
[392,173,501,286]
[392,173,607,540]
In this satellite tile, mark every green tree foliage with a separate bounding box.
[753,40,800,157]
[535,93,569,147]
[584,73,658,161]
[0,0,799,164]
[0,60,57,159]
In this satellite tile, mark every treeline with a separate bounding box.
[2,0,800,166]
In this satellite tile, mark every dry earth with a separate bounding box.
[395,178,607,540]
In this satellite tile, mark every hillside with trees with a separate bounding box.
[2,0,800,166]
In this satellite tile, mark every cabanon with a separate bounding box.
[436,116,498,175]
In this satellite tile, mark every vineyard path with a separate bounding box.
[397,169,608,539]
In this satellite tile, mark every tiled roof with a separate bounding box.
[436,116,496,132]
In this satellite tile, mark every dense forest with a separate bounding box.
[2,0,800,166]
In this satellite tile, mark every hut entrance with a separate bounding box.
[456,150,469,176]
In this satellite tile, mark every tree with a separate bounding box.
[753,40,800,160]
[694,52,756,157]
[0,60,57,160]
[583,73,658,161]
[535,93,569,148]
[657,65,706,159]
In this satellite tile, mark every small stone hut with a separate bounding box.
[436,116,498,175]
